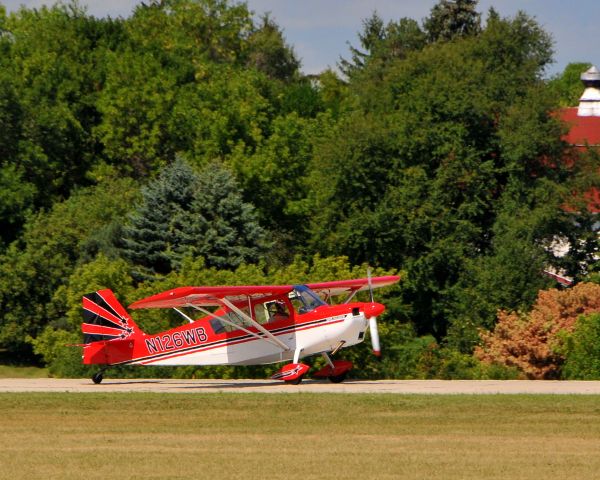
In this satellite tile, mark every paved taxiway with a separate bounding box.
[1,378,600,394]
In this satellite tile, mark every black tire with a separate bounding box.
[92,372,103,384]
[285,375,304,385]
[328,372,347,383]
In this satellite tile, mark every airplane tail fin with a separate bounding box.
[81,289,141,365]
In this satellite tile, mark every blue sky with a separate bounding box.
[2,0,598,77]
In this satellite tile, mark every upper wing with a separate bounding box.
[305,275,400,297]
[128,285,294,310]
[129,285,294,351]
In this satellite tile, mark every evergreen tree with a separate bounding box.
[121,159,270,274]
[120,157,198,275]
[177,162,270,269]
[246,14,300,81]
[339,12,385,78]
[423,0,481,43]
[340,13,426,79]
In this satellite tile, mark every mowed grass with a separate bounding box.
[0,393,599,480]
[0,365,48,378]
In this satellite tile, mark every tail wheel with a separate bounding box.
[92,372,103,384]
[328,372,347,384]
[285,375,304,385]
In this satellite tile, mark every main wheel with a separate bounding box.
[328,372,347,383]
[92,372,103,384]
[285,375,304,385]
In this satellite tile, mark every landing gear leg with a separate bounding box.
[322,351,335,371]
[283,348,305,384]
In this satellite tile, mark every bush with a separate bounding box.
[562,313,600,379]
[417,346,521,380]
[30,328,93,378]
[475,283,600,379]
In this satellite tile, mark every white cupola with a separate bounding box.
[578,65,600,116]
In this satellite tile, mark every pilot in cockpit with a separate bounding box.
[268,301,289,322]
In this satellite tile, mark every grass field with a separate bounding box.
[0,393,599,480]
[0,365,48,378]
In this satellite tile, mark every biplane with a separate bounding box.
[81,275,400,384]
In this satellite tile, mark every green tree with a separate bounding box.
[423,0,481,43]
[339,12,385,78]
[120,157,199,275]
[0,176,138,358]
[561,313,600,379]
[94,48,178,176]
[167,65,272,161]
[548,62,592,108]
[0,164,35,247]
[340,13,426,79]
[231,111,328,252]
[3,3,114,202]
[121,158,270,274]
[308,9,566,341]
[178,161,270,269]
[246,14,299,81]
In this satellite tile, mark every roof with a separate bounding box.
[560,108,600,147]
[557,108,600,213]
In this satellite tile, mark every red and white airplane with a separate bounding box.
[81,275,400,384]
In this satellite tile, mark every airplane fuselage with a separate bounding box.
[92,302,369,367]
[134,305,369,366]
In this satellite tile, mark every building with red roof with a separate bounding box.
[558,65,600,213]
[544,66,600,285]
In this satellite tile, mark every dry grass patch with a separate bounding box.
[0,393,599,479]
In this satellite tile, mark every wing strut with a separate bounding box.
[173,307,195,324]
[187,301,290,352]
[342,289,359,304]
[219,297,290,351]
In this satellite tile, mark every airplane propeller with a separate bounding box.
[367,268,382,357]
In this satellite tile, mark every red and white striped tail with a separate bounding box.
[82,289,139,344]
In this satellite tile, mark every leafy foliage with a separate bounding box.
[562,313,600,379]
[246,14,300,81]
[311,8,569,341]
[475,283,600,379]
[121,158,269,275]
[0,176,138,358]
[423,0,481,43]
[548,62,592,107]
[0,0,599,380]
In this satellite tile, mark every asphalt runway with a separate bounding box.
[2,378,600,394]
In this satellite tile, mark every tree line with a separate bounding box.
[0,0,598,379]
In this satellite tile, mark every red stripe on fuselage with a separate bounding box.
[130,317,347,365]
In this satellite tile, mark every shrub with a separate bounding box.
[475,283,600,379]
[562,313,600,379]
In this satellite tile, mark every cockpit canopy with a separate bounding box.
[290,285,327,314]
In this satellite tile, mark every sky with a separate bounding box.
[2,0,599,77]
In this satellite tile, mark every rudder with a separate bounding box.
[82,289,140,344]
